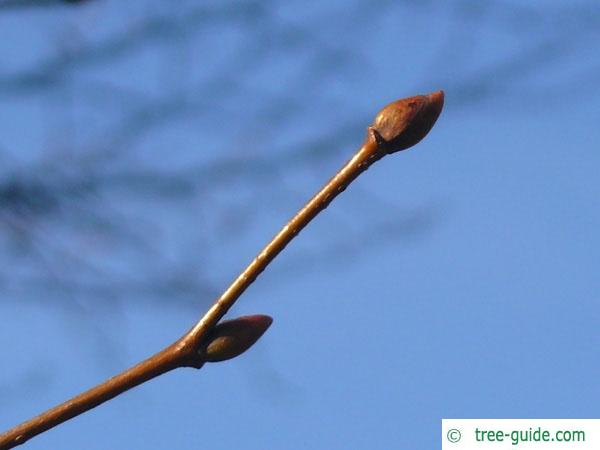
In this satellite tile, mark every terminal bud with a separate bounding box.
[371,90,444,154]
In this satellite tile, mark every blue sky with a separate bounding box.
[0,1,598,449]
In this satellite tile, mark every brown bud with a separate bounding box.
[370,90,444,154]
[203,314,273,363]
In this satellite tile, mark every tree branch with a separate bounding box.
[0,90,444,449]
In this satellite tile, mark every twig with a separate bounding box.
[0,90,444,449]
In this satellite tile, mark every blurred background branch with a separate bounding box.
[2,0,597,308]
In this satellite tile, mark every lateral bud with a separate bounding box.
[203,314,273,363]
